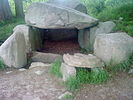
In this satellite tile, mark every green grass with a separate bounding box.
[0,18,25,41]
[107,54,133,72]
[65,68,109,91]
[60,94,74,100]
[97,4,133,36]
[49,59,62,78]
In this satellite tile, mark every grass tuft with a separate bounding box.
[107,54,133,72]
[64,76,80,91]
[49,59,62,78]
[65,68,109,91]
[60,94,74,100]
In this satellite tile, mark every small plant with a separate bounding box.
[0,59,6,69]
[107,54,133,72]
[64,76,80,91]
[60,93,74,100]
[49,59,62,78]
[65,68,109,91]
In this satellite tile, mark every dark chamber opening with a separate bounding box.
[39,28,80,55]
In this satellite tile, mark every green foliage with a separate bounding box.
[0,59,6,69]
[49,59,62,78]
[0,18,24,41]
[60,94,74,100]
[64,76,80,91]
[80,0,133,36]
[77,68,108,84]
[65,68,108,91]
[81,0,106,15]
[107,54,133,72]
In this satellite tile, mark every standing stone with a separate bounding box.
[13,25,31,53]
[0,31,27,68]
[90,21,116,51]
[47,0,87,13]
[60,63,76,81]
[78,29,90,51]
[94,33,133,65]
[25,2,98,29]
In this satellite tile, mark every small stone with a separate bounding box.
[128,69,133,74]
[6,71,13,74]
[35,70,44,75]
[59,91,73,100]
[61,63,76,81]
[29,62,51,69]
[19,68,26,71]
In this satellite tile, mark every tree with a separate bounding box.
[0,0,13,21]
[14,0,24,18]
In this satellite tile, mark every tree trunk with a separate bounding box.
[0,0,13,21]
[14,0,24,18]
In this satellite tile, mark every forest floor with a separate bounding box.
[0,65,133,100]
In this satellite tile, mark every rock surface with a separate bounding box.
[90,21,116,51]
[31,52,62,63]
[29,62,51,69]
[63,53,104,68]
[0,31,27,68]
[78,29,90,51]
[60,63,76,81]
[94,32,133,65]
[13,25,31,53]
[47,0,87,13]
[25,2,98,29]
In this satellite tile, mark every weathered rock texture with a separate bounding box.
[61,63,76,81]
[78,29,90,51]
[94,32,133,65]
[25,3,98,29]
[31,52,62,63]
[47,0,87,13]
[0,31,27,68]
[63,53,104,68]
[90,21,116,51]
[13,25,31,53]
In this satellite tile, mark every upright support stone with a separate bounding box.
[78,28,90,52]
[0,31,27,68]
[61,63,76,81]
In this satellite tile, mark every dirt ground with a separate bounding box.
[0,66,133,100]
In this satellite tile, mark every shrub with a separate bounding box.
[49,59,62,78]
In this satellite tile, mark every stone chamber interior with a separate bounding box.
[32,28,81,55]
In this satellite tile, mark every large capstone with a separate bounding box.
[0,30,27,68]
[94,33,133,65]
[47,0,87,13]
[25,2,98,29]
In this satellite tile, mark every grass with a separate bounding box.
[97,4,133,37]
[0,18,25,41]
[60,94,74,100]
[49,59,62,78]
[106,53,133,72]
[65,68,109,91]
